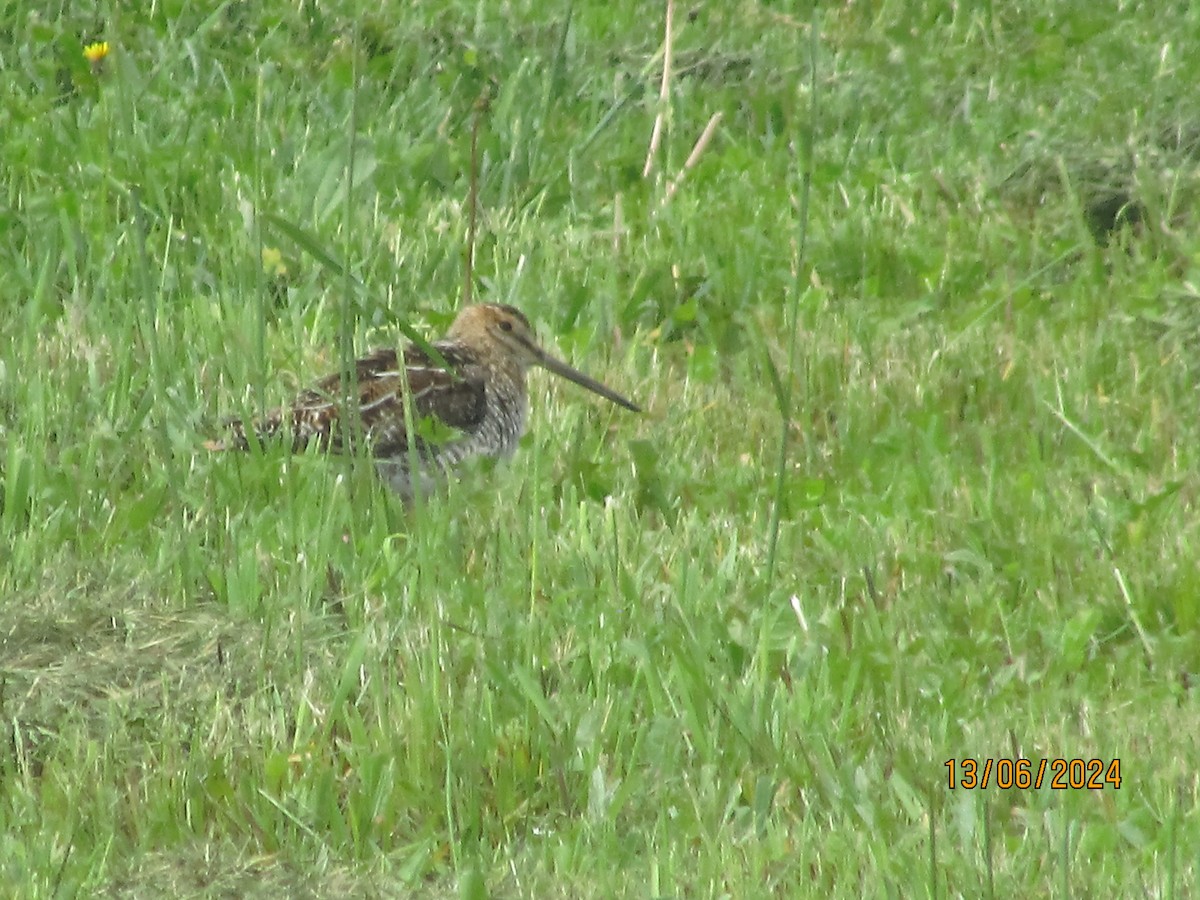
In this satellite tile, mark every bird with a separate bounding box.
[206,304,640,498]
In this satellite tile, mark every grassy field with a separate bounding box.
[3,1,1199,896]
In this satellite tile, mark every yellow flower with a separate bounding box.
[83,41,110,65]
[261,247,289,278]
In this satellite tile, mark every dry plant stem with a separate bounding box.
[464,87,493,309]
[661,112,724,206]
[642,0,675,178]
[464,100,483,308]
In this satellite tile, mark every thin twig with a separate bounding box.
[642,0,675,178]
[660,112,723,207]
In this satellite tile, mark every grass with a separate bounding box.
[3,0,1200,895]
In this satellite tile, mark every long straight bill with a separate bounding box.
[538,353,641,412]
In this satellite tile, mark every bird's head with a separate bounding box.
[447,304,641,412]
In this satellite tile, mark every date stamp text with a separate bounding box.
[944,758,1121,790]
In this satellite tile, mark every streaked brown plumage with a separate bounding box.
[208,304,640,498]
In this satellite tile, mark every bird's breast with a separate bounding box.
[476,373,528,457]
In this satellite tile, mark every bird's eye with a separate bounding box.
[499,320,513,332]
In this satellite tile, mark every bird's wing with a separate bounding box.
[232,345,486,457]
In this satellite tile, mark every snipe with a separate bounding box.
[207,304,640,498]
